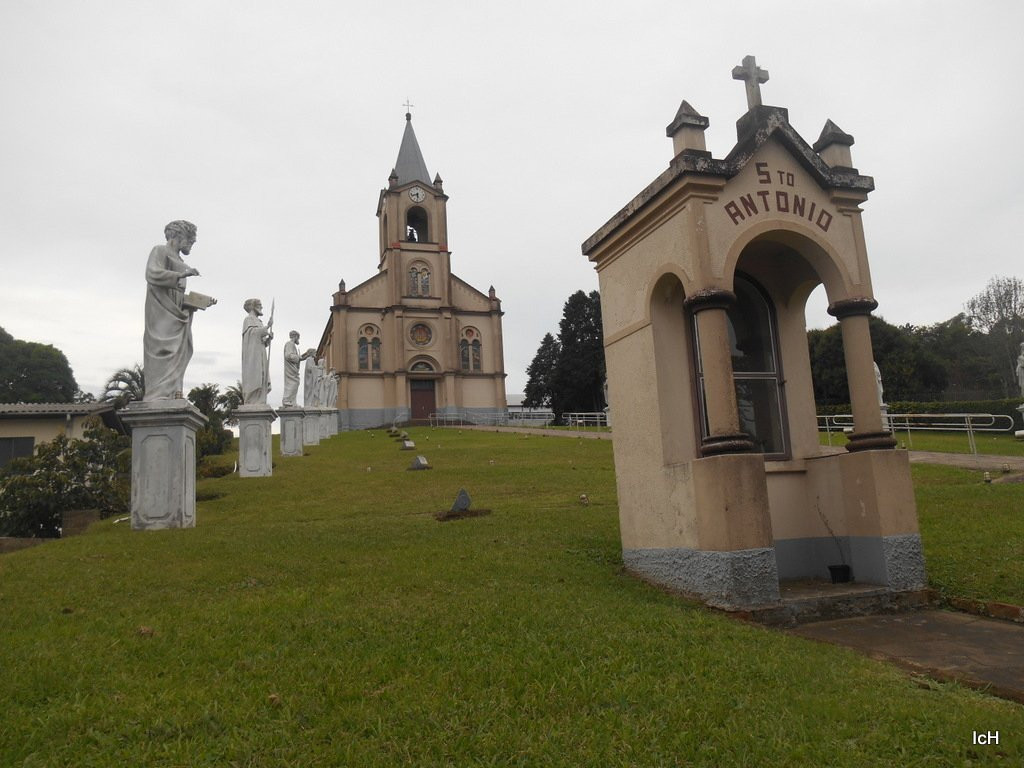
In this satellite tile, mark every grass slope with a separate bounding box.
[914,464,1024,606]
[1,429,1021,766]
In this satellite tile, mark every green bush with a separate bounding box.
[0,420,130,538]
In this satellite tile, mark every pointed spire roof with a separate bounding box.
[393,113,432,186]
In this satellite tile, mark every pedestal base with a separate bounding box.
[279,407,305,457]
[120,400,207,531]
[303,409,322,445]
[237,404,277,477]
[319,410,331,440]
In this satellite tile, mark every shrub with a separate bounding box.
[0,420,130,538]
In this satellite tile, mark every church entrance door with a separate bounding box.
[410,379,436,424]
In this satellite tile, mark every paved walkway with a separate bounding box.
[792,609,1024,703]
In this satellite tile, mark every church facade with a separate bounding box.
[317,113,507,430]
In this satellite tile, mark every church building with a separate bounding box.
[317,113,507,429]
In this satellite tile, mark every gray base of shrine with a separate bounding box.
[623,546,781,609]
[120,400,207,531]
[774,533,926,590]
[236,405,277,477]
[278,408,304,456]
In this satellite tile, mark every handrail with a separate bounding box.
[817,412,1016,454]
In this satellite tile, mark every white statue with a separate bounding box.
[282,331,314,407]
[143,220,216,400]
[873,361,885,405]
[303,356,317,407]
[1016,341,1024,398]
[313,358,328,407]
[241,298,273,404]
[325,369,339,408]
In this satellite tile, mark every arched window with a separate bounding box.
[358,324,381,371]
[408,262,431,297]
[692,274,787,456]
[410,361,434,372]
[406,206,429,243]
[358,337,368,371]
[370,338,381,370]
[460,328,482,372]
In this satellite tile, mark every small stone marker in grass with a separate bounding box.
[401,440,416,450]
[435,488,490,521]
[407,455,432,471]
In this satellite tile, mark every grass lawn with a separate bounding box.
[1,429,1022,766]
[821,429,1024,456]
[914,463,1024,606]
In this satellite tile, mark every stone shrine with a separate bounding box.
[582,57,926,609]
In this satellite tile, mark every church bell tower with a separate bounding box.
[375,112,452,304]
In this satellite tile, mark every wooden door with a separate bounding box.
[409,379,436,423]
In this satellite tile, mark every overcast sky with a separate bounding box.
[2,1,1021,401]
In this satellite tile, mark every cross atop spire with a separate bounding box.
[732,55,769,110]
[403,98,414,119]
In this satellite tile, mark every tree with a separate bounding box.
[523,334,561,408]
[0,419,129,538]
[916,314,1003,399]
[808,316,947,405]
[965,276,1024,395]
[0,326,78,403]
[187,383,233,459]
[102,364,145,408]
[550,290,606,419]
[217,381,243,426]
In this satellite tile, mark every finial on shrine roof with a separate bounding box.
[813,119,856,169]
[666,100,710,157]
[732,55,769,110]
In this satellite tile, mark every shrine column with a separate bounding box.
[828,298,896,451]
[684,290,755,456]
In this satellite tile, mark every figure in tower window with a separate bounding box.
[406,225,418,242]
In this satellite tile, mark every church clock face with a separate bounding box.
[408,186,426,203]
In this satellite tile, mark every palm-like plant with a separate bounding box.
[102,364,145,408]
[187,383,221,419]
[217,381,243,425]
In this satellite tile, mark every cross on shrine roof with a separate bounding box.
[732,55,769,110]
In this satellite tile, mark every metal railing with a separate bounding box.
[818,412,1016,454]
[562,412,609,429]
[424,409,608,429]
[427,410,516,427]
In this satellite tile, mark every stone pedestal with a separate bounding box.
[319,409,331,440]
[279,407,305,457]
[120,400,207,531]
[236,404,277,477]
[303,409,322,445]
[328,409,339,436]
[1016,403,1024,440]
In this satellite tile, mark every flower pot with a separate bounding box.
[828,564,852,584]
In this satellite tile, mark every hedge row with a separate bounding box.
[817,398,1024,429]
